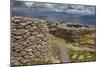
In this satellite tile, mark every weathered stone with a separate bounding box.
[30,36,35,41]
[25,48,32,52]
[12,29,28,35]
[25,20,33,24]
[11,28,17,31]
[13,36,22,39]
[25,25,31,29]
[87,40,95,45]
[31,32,38,36]
[49,23,95,40]
[20,23,27,26]
[42,42,47,45]
[29,27,37,32]
[36,34,44,37]
[13,19,21,24]
[11,16,52,66]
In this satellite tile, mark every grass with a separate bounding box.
[49,34,96,63]
[11,58,52,66]
[50,30,95,48]
[49,34,66,42]
[49,34,61,60]
[78,34,95,49]
[68,49,96,62]
[65,33,96,49]
[51,44,61,59]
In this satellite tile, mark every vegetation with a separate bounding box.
[65,33,96,49]
[49,33,96,62]
[68,49,96,62]
[48,22,96,63]
[49,34,61,61]
[51,44,61,60]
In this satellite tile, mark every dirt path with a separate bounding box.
[49,34,71,63]
[56,41,95,63]
[58,42,71,63]
[49,34,95,63]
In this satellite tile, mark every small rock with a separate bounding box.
[30,36,35,41]
[25,25,31,29]
[31,32,38,35]
[37,45,42,48]
[25,20,32,24]
[14,36,22,39]
[12,29,28,35]
[13,19,21,24]
[20,23,27,26]
[36,34,44,37]
[25,49,32,52]
[30,27,36,32]
[87,40,95,45]
[42,42,47,45]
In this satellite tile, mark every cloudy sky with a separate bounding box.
[11,0,96,15]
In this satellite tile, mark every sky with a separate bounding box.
[11,0,96,16]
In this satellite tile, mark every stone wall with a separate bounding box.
[49,23,95,39]
[11,16,52,66]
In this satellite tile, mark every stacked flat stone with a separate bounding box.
[11,16,52,66]
[49,23,95,39]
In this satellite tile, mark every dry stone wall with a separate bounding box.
[11,16,52,66]
[49,23,95,39]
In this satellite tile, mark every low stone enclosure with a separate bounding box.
[11,16,52,66]
[11,16,95,66]
[49,23,95,40]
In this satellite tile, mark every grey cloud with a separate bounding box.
[11,1,96,15]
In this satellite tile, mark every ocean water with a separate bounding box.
[12,11,96,25]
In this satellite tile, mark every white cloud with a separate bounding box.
[23,1,34,7]
[45,3,54,8]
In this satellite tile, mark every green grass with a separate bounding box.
[23,59,52,65]
[11,58,52,66]
[51,44,60,59]
[51,31,95,48]
[49,34,96,63]
[68,49,96,62]
[49,34,61,60]
[65,33,96,49]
